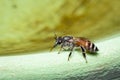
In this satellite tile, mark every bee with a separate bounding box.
[50,33,99,63]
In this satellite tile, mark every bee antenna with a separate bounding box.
[54,32,57,40]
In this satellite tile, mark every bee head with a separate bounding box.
[55,36,62,45]
[50,33,62,52]
[53,32,62,46]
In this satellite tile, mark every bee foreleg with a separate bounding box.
[58,44,63,54]
[80,46,88,63]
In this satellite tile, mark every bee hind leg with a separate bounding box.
[80,46,88,63]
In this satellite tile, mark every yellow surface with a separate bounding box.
[0,0,120,55]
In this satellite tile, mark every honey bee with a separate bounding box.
[50,33,99,63]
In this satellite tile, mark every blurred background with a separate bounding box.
[0,0,120,55]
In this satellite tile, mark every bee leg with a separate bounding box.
[80,46,88,63]
[62,47,66,51]
[68,46,74,61]
[58,45,63,54]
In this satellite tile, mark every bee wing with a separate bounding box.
[79,37,90,41]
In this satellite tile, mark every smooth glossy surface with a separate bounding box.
[0,36,120,80]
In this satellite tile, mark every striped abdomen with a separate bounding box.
[85,41,99,52]
[73,37,99,52]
